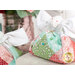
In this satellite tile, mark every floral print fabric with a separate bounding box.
[30,31,75,64]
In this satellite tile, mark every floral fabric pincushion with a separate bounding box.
[30,31,75,64]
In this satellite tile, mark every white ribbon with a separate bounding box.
[55,17,75,40]
[0,28,29,46]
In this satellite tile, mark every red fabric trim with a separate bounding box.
[0,57,8,65]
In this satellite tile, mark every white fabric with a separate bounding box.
[55,17,75,40]
[51,16,63,27]
[36,10,52,31]
[64,10,75,19]
[35,11,64,32]
[0,28,29,46]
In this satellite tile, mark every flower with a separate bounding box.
[26,10,34,13]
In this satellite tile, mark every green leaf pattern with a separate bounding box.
[31,32,62,60]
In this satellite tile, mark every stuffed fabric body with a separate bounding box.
[30,31,75,64]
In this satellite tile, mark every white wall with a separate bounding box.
[64,10,75,19]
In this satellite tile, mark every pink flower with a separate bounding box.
[26,10,34,13]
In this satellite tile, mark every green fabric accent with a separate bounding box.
[9,46,23,59]
[0,24,2,31]
[16,10,40,18]
[31,10,40,17]
[32,34,55,60]
[9,59,16,65]
[5,10,40,18]
[16,10,28,18]
[33,32,46,46]
[9,46,23,65]
[14,47,23,56]
[46,32,62,52]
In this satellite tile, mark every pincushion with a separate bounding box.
[30,31,75,64]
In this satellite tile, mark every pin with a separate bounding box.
[41,43,45,45]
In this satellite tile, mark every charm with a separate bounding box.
[41,43,45,45]
[63,52,73,63]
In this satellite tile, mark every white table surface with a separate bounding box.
[16,53,75,65]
